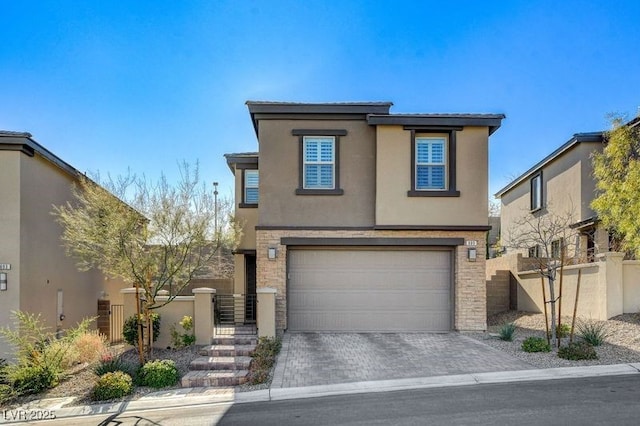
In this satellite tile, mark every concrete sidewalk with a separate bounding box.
[4,363,640,423]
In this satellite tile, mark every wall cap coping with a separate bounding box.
[192,287,217,294]
[121,287,140,294]
[156,296,194,302]
[158,290,169,296]
[257,288,277,294]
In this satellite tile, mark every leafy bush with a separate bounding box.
[577,320,610,346]
[0,359,12,404]
[92,371,133,401]
[123,313,161,347]
[9,364,59,395]
[138,359,179,388]
[558,341,598,360]
[0,358,7,384]
[498,323,517,341]
[249,337,282,385]
[170,315,196,348]
[521,336,551,353]
[44,339,79,370]
[556,323,571,338]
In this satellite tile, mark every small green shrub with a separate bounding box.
[521,336,551,353]
[577,320,610,346]
[0,359,12,404]
[498,323,517,341]
[92,371,133,401]
[170,315,196,348]
[556,323,571,338]
[558,341,598,360]
[138,359,179,388]
[0,358,7,384]
[9,364,59,395]
[123,313,161,347]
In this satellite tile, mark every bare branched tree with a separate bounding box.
[506,206,579,347]
[52,162,241,362]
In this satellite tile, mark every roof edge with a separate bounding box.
[495,131,604,198]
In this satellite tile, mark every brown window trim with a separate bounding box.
[406,128,460,197]
[292,129,347,196]
[239,166,258,208]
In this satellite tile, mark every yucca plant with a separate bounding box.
[498,323,517,341]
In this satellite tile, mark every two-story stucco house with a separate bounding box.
[497,115,640,262]
[225,102,504,334]
[496,131,607,261]
[0,131,125,358]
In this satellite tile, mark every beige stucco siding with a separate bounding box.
[233,166,257,250]
[257,119,376,227]
[0,152,22,358]
[19,153,105,335]
[376,126,489,226]
[501,142,602,255]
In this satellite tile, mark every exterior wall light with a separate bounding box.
[0,273,7,291]
[467,247,477,262]
[268,247,277,260]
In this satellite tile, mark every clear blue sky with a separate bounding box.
[2,1,639,199]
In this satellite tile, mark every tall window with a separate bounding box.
[244,169,259,204]
[415,137,447,190]
[530,172,542,211]
[303,136,335,189]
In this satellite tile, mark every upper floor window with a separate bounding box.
[244,169,259,205]
[292,129,346,195]
[407,129,460,197]
[528,245,540,258]
[530,171,542,211]
[415,137,446,190]
[304,136,335,189]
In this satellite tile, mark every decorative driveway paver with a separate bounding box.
[271,333,533,388]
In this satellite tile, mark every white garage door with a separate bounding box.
[288,249,452,332]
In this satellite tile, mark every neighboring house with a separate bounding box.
[487,117,640,320]
[496,131,607,261]
[0,131,124,358]
[225,101,504,334]
[497,117,640,262]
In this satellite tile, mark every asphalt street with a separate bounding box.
[11,375,640,426]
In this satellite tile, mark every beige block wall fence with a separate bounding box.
[120,286,277,347]
[487,252,640,320]
[256,229,488,333]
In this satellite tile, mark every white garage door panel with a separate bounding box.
[288,249,451,332]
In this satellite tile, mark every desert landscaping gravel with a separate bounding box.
[5,311,640,409]
[467,312,640,368]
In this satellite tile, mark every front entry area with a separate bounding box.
[287,248,452,332]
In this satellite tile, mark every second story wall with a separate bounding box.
[376,125,489,226]
[500,140,602,252]
[233,164,258,249]
[257,118,376,227]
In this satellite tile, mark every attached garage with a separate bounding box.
[287,248,452,332]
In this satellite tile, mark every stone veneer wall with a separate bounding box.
[256,229,487,332]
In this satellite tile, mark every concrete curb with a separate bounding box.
[5,364,640,423]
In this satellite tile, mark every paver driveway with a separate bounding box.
[271,333,532,388]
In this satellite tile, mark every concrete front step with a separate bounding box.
[212,336,258,346]
[181,370,249,387]
[199,344,256,357]
[189,356,252,371]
